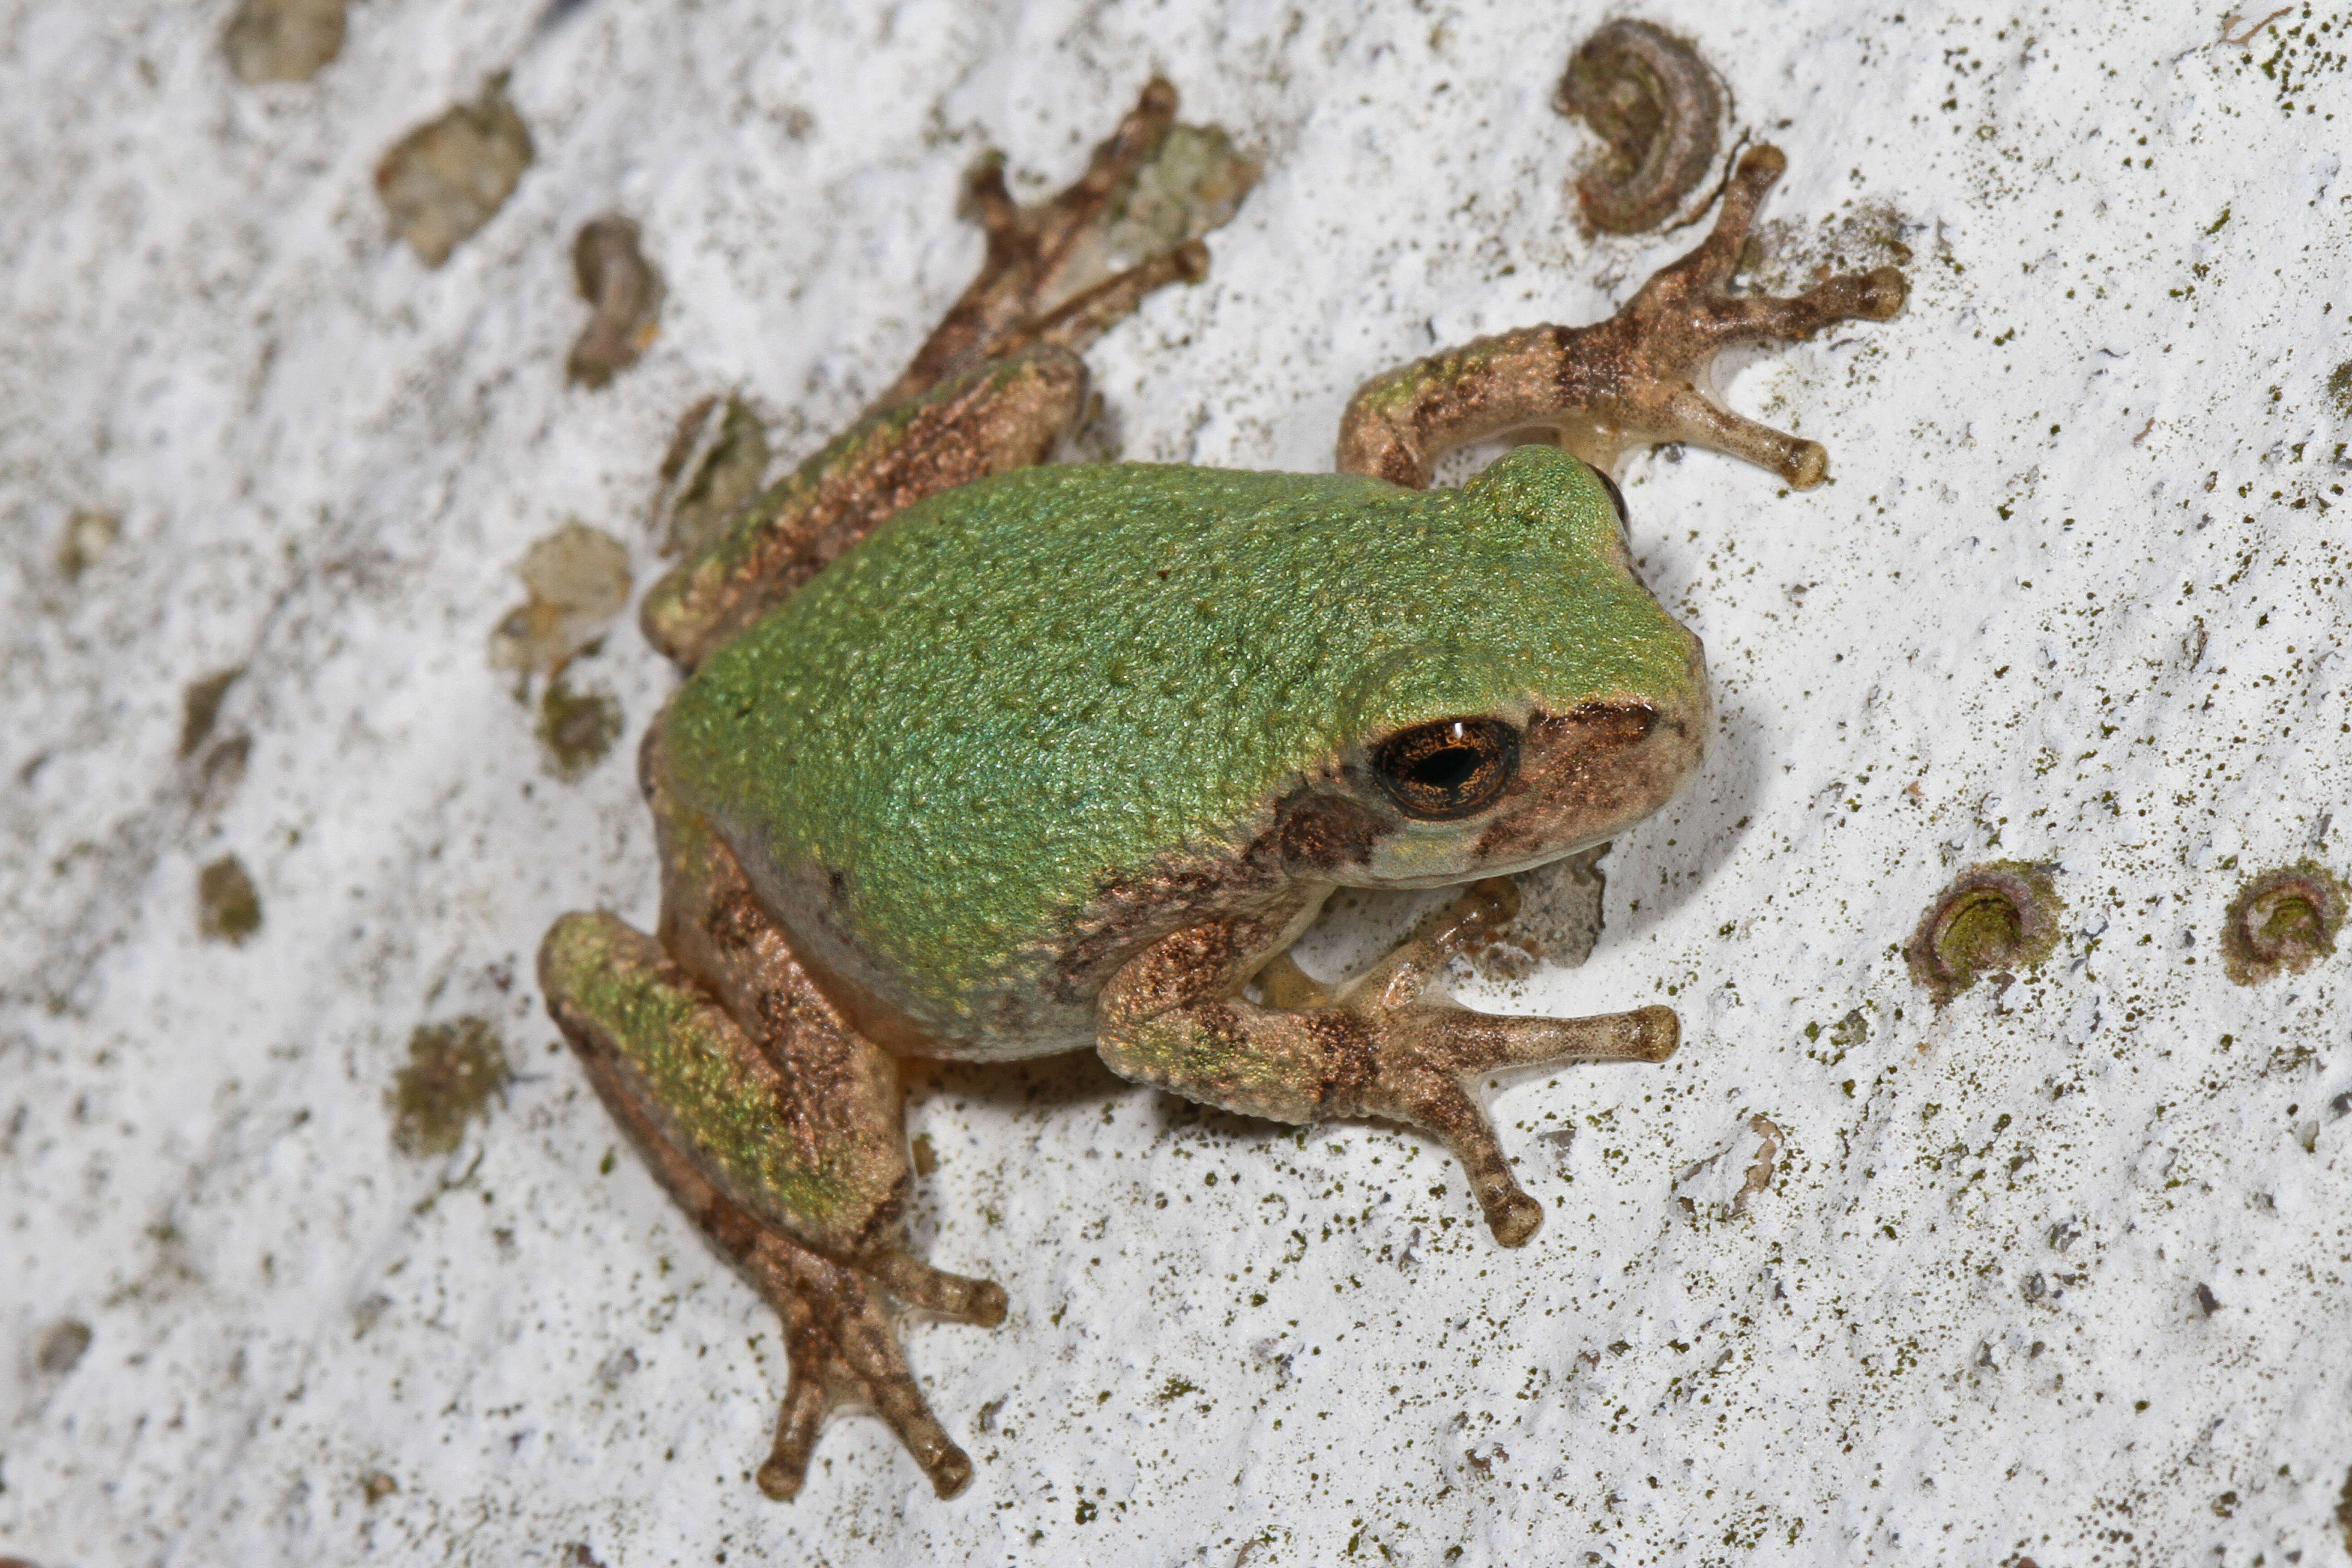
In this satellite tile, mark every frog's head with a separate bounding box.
[1278,446,1711,890]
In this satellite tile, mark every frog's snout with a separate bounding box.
[1513,662,1711,855]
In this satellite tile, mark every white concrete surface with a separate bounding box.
[3,1,2349,1563]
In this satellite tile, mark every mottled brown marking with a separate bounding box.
[1046,838,1299,1006]
[1471,699,1698,865]
[1292,1007,1383,1105]
[1274,790,1393,874]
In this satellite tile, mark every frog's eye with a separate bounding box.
[1585,459,1630,529]
[1372,717,1520,822]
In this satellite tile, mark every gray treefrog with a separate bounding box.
[539,78,1904,1499]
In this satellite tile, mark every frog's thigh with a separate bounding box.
[541,910,901,1255]
[540,914,999,1499]
[1096,883,1677,1246]
[643,345,1090,670]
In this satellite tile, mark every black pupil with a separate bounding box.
[1408,745,1482,793]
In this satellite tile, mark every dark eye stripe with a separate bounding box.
[1372,716,1520,822]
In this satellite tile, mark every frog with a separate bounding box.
[538,78,1905,1501]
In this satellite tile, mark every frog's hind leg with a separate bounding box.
[540,910,1003,1499]
[1336,144,1906,490]
[878,78,1257,408]
[642,79,1255,671]
[641,347,1093,670]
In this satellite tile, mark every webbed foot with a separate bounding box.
[877,78,1258,409]
[1324,880,1677,1246]
[1338,143,1907,489]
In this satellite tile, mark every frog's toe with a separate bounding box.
[756,1347,830,1501]
[1361,1063,1548,1246]
[1654,387,1830,489]
[872,1245,1009,1327]
[741,1240,980,1500]
[1353,991,1680,1242]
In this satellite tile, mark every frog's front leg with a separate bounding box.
[1096,881,1677,1247]
[642,78,1255,671]
[1337,144,1906,490]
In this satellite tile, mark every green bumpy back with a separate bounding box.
[663,446,1697,1042]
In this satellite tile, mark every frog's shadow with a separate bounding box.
[1599,676,1769,946]
[901,1052,1296,1160]
[902,1049,1129,1118]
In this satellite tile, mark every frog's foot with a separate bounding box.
[878,78,1258,408]
[743,1236,1006,1501]
[1326,880,1677,1246]
[1337,143,1907,490]
[1098,882,1678,1250]
[542,911,1004,1500]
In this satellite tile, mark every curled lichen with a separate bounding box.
[488,520,632,678]
[1553,20,1724,235]
[655,394,770,558]
[1905,862,2063,1004]
[2221,859,2347,986]
[567,215,664,389]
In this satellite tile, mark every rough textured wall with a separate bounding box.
[2,1,2347,1563]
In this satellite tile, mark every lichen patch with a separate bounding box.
[388,1017,511,1158]
[2220,859,2347,986]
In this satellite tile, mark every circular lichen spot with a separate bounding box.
[34,1318,92,1375]
[1553,20,1725,235]
[1905,862,2063,1004]
[388,1016,510,1157]
[2220,859,2347,986]
[537,676,623,779]
[223,0,346,85]
[2328,360,2352,421]
[197,854,263,945]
